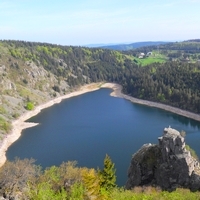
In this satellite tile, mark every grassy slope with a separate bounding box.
[134,52,168,66]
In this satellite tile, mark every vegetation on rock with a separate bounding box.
[185,144,199,160]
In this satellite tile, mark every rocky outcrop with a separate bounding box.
[126,127,200,191]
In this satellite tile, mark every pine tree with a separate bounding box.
[98,154,116,191]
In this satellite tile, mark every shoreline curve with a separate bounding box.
[102,83,200,122]
[0,83,101,167]
[0,82,200,167]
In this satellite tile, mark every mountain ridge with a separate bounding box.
[100,41,171,51]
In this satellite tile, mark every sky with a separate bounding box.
[0,0,200,46]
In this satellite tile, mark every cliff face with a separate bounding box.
[126,127,200,191]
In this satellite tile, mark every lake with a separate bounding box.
[6,88,200,186]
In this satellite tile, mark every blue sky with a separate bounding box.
[0,0,200,45]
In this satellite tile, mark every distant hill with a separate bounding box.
[100,41,170,51]
[84,43,120,47]
[185,39,200,42]
[128,40,200,53]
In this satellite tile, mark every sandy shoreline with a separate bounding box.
[0,83,101,167]
[0,82,200,167]
[102,83,200,122]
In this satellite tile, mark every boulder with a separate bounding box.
[126,127,200,191]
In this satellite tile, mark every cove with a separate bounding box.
[6,88,200,186]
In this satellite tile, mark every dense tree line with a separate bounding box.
[121,61,200,113]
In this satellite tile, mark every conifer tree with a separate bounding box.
[98,154,116,191]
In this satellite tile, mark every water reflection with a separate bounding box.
[166,112,200,130]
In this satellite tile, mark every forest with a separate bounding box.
[1,40,200,113]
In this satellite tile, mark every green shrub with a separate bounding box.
[26,102,34,110]
[27,182,67,200]
[0,106,7,114]
[110,187,200,200]
[69,183,84,200]
[12,112,20,119]
[185,145,199,160]
[0,116,12,133]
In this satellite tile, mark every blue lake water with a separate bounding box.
[6,88,200,186]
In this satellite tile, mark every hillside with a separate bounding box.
[1,40,200,138]
[0,40,137,137]
[100,41,169,51]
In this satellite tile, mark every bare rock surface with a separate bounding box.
[126,127,200,191]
